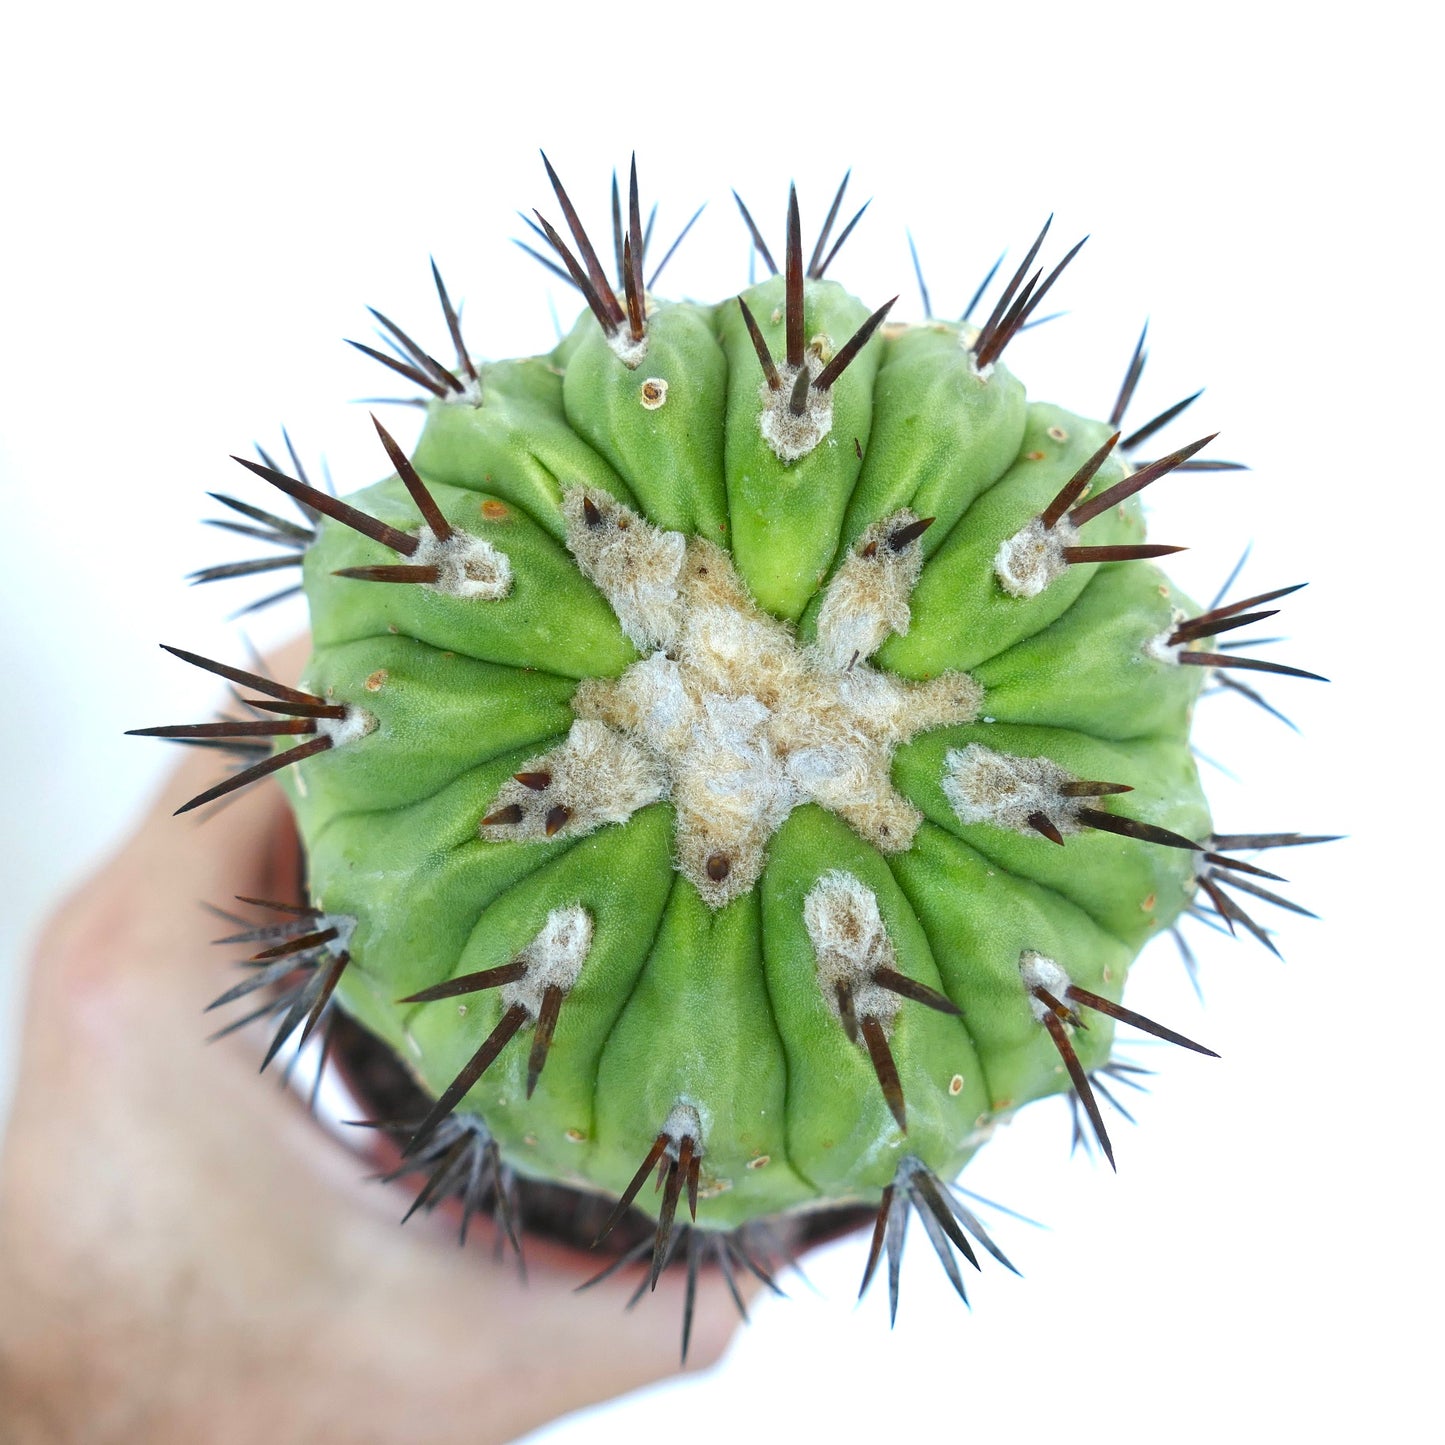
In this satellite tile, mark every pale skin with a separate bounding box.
[0,642,751,1445]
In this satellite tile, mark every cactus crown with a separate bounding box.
[131,155,1331,1356]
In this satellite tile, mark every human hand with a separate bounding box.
[0,643,750,1445]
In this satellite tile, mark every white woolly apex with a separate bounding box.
[803,871,902,1033]
[561,486,686,650]
[661,1101,704,1157]
[316,705,378,748]
[479,719,667,844]
[412,525,513,601]
[554,536,980,907]
[815,510,932,670]
[994,515,1078,599]
[942,743,1082,837]
[1019,949,1075,1023]
[758,361,834,463]
[500,905,593,1017]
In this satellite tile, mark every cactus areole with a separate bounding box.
[134,157,1329,1343]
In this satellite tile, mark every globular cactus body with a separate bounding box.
[138,159,1328,1335]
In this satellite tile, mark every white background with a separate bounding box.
[1,4,1436,1442]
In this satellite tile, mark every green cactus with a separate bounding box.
[132,157,1330,1348]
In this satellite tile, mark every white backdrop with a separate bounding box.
[1,5,1435,1442]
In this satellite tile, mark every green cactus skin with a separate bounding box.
[289,352,1208,1227]
[137,161,1330,1331]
